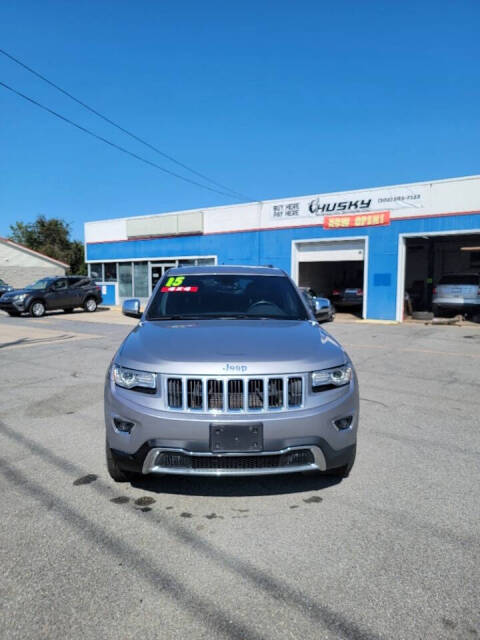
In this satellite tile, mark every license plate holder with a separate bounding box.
[210,423,263,453]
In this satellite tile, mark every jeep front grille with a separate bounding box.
[165,375,304,412]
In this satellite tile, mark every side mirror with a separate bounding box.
[122,298,142,318]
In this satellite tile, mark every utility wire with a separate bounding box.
[0,79,249,200]
[0,48,254,202]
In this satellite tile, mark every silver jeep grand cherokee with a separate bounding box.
[105,266,359,482]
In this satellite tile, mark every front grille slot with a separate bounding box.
[167,378,182,408]
[268,378,283,408]
[228,379,244,410]
[248,379,264,409]
[187,379,203,409]
[208,379,224,410]
[288,377,302,407]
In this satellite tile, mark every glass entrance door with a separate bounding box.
[150,263,175,293]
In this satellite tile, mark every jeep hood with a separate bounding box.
[117,319,348,375]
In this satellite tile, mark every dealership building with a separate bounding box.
[84,174,480,321]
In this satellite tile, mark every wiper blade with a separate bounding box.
[149,315,200,321]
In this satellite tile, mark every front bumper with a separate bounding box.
[315,309,332,321]
[105,375,359,477]
[0,300,26,313]
[433,297,480,310]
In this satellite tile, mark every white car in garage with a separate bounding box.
[432,273,480,317]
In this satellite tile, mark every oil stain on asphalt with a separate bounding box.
[73,474,98,486]
[110,496,130,504]
[134,497,156,507]
[303,496,323,504]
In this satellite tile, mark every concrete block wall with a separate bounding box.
[0,241,67,289]
[0,265,66,289]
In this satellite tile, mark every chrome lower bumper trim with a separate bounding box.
[142,445,327,476]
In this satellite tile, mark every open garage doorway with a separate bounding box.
[397,231,480,321]
[292,238,367,318]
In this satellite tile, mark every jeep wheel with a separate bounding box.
[30,301,45,317]
[106,443,135,483]
[84,297,97,313]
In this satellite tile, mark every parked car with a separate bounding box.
[0,276,102,317]
[105,265,358,483]
[432,273,480,317]
[299,287,335,322]
[0,278,14,298]
[331,286,363,309]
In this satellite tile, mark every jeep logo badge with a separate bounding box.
[222,364,248,373]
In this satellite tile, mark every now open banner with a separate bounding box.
[323,211,391,229]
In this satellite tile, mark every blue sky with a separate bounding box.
[1,0,479,241]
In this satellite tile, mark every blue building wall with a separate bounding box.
[87,212,480,320]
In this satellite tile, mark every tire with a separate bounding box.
[63,308,74,313]
[7,311,21,317]
[411,311,434,320]
[83,297,97,313]
[106,443,134,483]
[327,306,336,322]
[29,300,45,317]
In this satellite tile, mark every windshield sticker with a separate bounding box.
[161,275,198,292]
[165,276,185,287]
[161,285,199,293]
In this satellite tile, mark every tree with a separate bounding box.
[9,215,86,275]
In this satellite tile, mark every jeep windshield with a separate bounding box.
[147,274,309,321]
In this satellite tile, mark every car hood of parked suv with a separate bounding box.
[117,319,348,376]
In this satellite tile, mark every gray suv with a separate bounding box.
[105,266,359,482]
[432,273,480,317]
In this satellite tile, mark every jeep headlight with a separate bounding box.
[13,293,27,302]
[113,364,157,392]
[312,365,352,389]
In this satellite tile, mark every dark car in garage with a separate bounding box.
[331,286,363,309]
[0,276,102,317]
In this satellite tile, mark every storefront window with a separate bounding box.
[133,262,148,298]
[118,263,132,297]
[90,263,103,281]
[104,263,117,281]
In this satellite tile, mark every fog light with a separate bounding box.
[113,417,135,433]
[333,416,353,430]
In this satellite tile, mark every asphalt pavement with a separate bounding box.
[0,310,479,640]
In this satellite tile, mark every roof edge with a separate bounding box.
[0,236,70,268]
